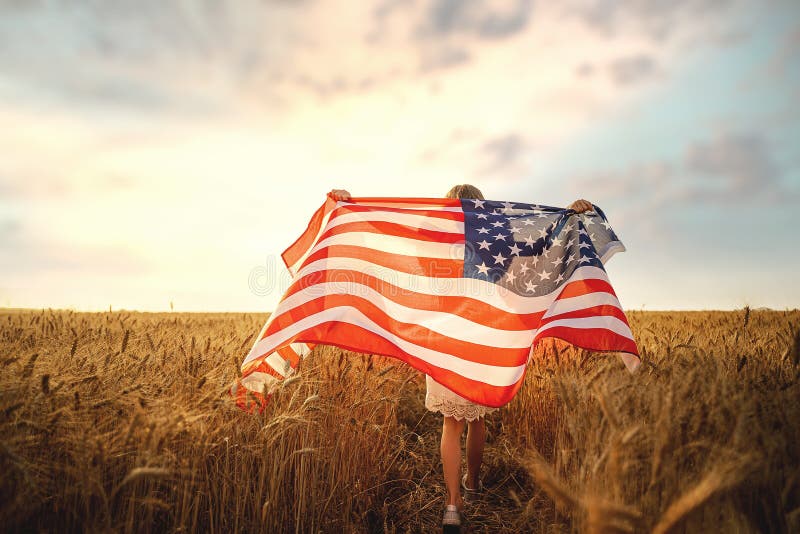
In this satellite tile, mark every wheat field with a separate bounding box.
[0,308,798,533]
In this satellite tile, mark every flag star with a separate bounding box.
[477,227,490,234]
[524,280,537,292]
[477,213,488,220]
[492,252,508,265]
[567,253,577,263]
[566,238,575,247]
[601,220,612,230]
[522,218,535,226]
[590,232,597,240]
[579,228,589,236]
[491,220,505,228]
[493,233,508,241]
[519,262,530,274]
[477,239,491,251]
[578,242,591,249]
[506,269,517,283]
[472,199,486,209]
[538,228,548,238]
[476,262,490,275]
[530,256,539,266]
[555,273,565,283]
[552,236,563,247]
[583,216,595,226]
[508,243,522,256]
[509,226,521,234]
[551,257,561,268]
[524,235,536,248]
[501,201,515,211]
[537,213,549,218]
[538,270,552,281]
[579,257,592,264]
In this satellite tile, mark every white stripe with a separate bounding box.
[535,316,634,340]
[244,306,526,387]
[346,200,463,211]
[325,209,464,234]
[287,201,338,276]
[542,292,622,319]
[269,281,536,348]
[289,342,312,357]
[294,258,611,315]
[240,371,279,392]
[598,240,626,264]
[266,352,291,377]
[309,231,465,261]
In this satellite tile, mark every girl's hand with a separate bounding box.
[567,199,593,213]
[328,189,352,201]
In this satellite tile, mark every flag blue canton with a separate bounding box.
[461,199,620,296]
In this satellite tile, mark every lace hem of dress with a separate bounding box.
[425,394,498,422]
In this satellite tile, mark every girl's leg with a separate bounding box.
[441,416,465,508]
[465,417,486,489]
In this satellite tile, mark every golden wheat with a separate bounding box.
[0,308,797,532]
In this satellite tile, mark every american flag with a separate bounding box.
[232,196,640,412]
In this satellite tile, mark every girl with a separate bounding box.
[328,186,593,531]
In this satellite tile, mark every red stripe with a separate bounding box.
[556,277,617,300]
[534,326,639,355]
[243,359,284,380]
[231,379,270,414]
[317,220,464,245]
[259,321,525,407]
[277,346,302,368]
[282,196,337,270]
[262,293,531,367]
[327,203,465,223]
[299,244,465,278]
[542,304,631,327]
[342,197,463,209]
[283,268,545,330]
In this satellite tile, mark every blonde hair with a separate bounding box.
[445,184,485,200]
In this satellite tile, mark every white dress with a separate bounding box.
[424,375,498,421]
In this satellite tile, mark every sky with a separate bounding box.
[1,0,798,312]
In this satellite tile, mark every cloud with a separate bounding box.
[565,0,737,42]
[419,0,534,39]
[419,45,472,72]
[576,61,595,78]
[685,132,784,198]
[481,133,527,172]
[566,131,795,230]
[608,54,657,85]
[0,219,150,277]
[0,1,301,113]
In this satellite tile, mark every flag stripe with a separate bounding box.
[317,220,465,246]
[283,197,337,274]
[292,257,614,315]
[327,203,465,224]
[535,315,635,340]
[307,231,464,262]
[543,303,631,327]
[256,294,533,365]
[282,267,547,330]
[299,244,466,279]
[543,292,628,320]
[534,325,639,354]
[247,306,528,386]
